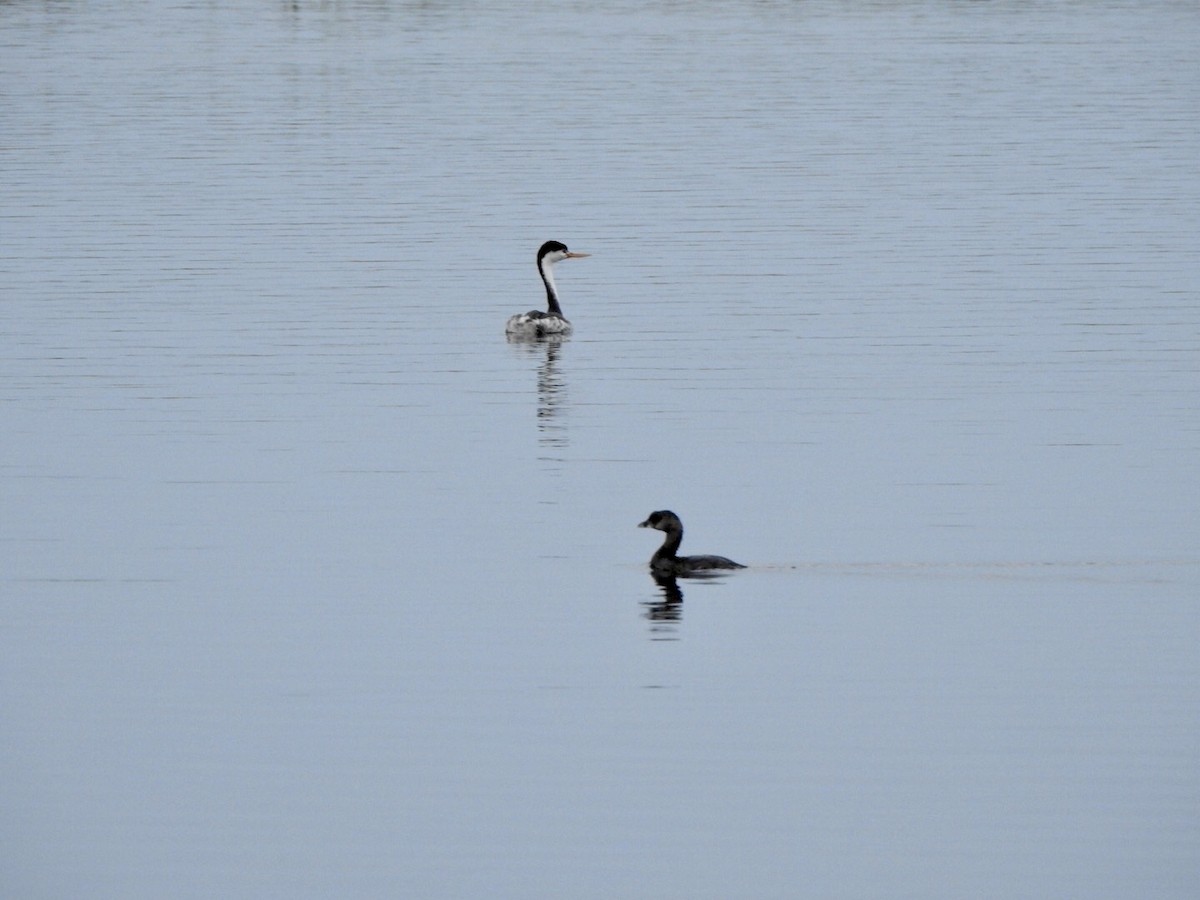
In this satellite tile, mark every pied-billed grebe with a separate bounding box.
[505,240,590,337]
[638,510,745,576]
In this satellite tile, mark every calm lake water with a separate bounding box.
[3,1,1198,897]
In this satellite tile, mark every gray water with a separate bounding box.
[3,2,1198,897]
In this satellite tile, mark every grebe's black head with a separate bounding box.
[638,510,682,532]
[537,240,590,267]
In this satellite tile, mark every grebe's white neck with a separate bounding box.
[539,255,562,314]
[532,241,588,319]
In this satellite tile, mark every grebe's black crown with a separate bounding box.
[639,510,679,530]
[538,240,570,260]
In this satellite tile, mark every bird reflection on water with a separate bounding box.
[506,333,569,454]
[642,572,684,639]
[640,568,743,639]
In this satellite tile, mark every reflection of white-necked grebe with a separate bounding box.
[505,240,590,337]
[638,510,745,576]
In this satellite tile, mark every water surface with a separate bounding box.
[3,2,1198,897]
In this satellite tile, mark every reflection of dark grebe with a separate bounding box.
[643,572,684,626]
[638,510,745,576]
[505,241,590,337]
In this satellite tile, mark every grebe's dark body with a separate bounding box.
[505,240,590,337]
[638,510,745,576]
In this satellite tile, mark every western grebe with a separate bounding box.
[505,240,590,337]
[638,510,746,576]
